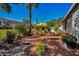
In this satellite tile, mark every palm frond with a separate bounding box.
[25,3,39,9]
[32,3,39,8]
[0,3,11,13]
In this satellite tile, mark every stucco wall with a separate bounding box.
[72,8,79,43]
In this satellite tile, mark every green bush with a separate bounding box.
[0,29,16,40]
[36,43,46,55]
[62,34,77,49]
[6,31,15,44]
[34,23,50,35]
[0,29,24,42]
[33,29,46,35]
[15,25,29,35]
[59,31,68,37]
[15,32,23,40]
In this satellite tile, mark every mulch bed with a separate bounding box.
[0,34,79,56]
[26,38,79,56]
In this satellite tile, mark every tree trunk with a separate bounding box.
[29,4,32,36]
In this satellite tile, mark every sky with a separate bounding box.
[0,3,72,24]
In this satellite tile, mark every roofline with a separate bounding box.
[0,18,22,23]
[62,3,77,23]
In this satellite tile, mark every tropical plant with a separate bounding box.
[62,34,77,49]
[34,23,49,35]
[0,3,11,13]
[25,3,39,35]
[23,19,30,24]
[59,30,68,37]
[54,24,60,33]
[16,33,23,40]
[47,18,62,33]
[47,18,62,27]
[35,23,49,29]
[6,31,15,44]
[13,31,23,40]
[36,43,46,55]
[15,24,29,35]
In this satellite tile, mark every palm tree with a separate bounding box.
[26,3,39,35]
[0,3,11,13]
[0,3,39,35]
[0,3,11,29]
[36,18,38,24]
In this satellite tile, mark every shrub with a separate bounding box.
[15,32,23,40]
[62,34,77,49]
[15,25,29,35]
[59,30,68,37]
[33,29,46,35]
[0,29,16,41]
[6,31,15,44]
[40,30,45,35]
[36,43,46,55]
[34,23,50,35]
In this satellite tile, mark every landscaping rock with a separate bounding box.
[0,43,32,56]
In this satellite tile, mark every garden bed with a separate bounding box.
[0,29,17,40]
[0,42,32,56]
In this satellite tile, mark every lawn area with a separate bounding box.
[0,29,17,40]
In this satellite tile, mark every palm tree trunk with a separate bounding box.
[29,3,32,35]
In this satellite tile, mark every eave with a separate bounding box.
[62,3,77,23]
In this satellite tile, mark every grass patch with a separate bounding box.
[36,43,46,55]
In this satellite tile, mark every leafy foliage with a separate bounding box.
[47,18,62,32]
[15,24,29,35]
[33,23,50,35]
[0,29,16,40]
[36,43,46,55]
[6,31,15,44]
[11,30,23,40]
[26,3,39,9]
[62,33,77,49]
[25,3,39,35]
[35,23,49,29]
[23,19,30,24]
[0,3,11,13]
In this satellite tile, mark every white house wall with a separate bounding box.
[66,17,73,34]
[72,7,79,43]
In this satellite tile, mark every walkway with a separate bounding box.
[0,35,79,56]
[22,35,79,56]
